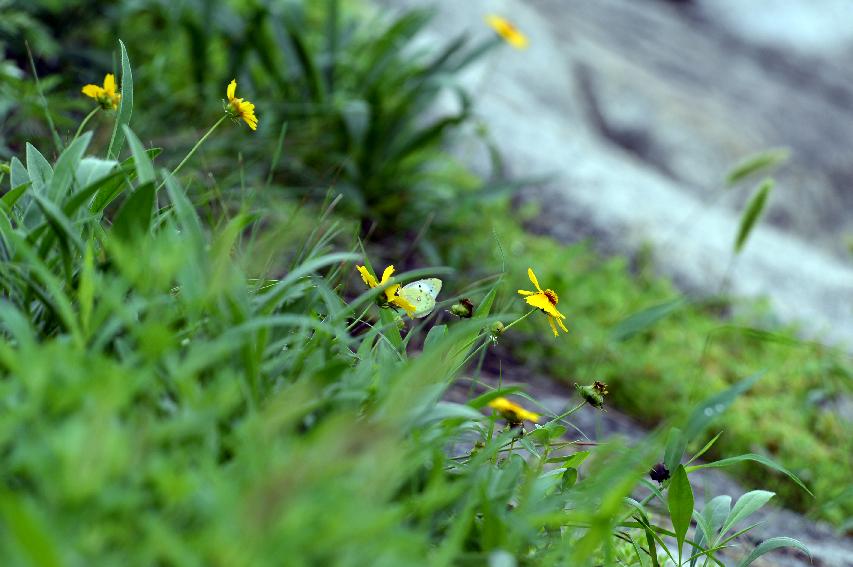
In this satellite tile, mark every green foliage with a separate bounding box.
[451,203,852,525]
[0,109,810,565]
[734,179,773,253]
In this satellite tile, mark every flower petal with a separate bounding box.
[103,73,116,94]
[517,289,534,296]
[381,265,395,284]
[557,317,569,333]
[523,292,552,312]
[548,316,558,337]
[527,268,542,292]
[227,79,237,101]
[391,295,417,317]
[356,265,378,288]
[82,84,102,99]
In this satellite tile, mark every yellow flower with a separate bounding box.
[518,267,568,337]
[81,73,121,110]
[485,14,529,49]
[356,264,417,317]
[225,79,258,131]
[488,396,540,424]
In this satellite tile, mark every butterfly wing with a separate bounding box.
[399,278,442,318]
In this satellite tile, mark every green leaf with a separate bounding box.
[25,143,52,193]
[475,287,497,320]
[735,537,809,567]
[466,387,523,409]
[423,324,448,351]
[686,454,812,497]
[686,431,723,465]
[111,182,155,241]
[667,464,693,563]
[108,40,134,160]
[719,490,774,540]
[683,371,764,443]
[611,298,684,342]
[734,179,773,253]
[1,182,31,212]
[563,451,590,469]
[726,148,789,187]
[47,132,91,202]
[664,427,687,473]
[561,467,578,491]
[123,126,155,184]
[10,157,29,189]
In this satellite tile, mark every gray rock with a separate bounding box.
[380,0,853,347]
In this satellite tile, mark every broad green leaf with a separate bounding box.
[686,453,812,497]
[123,126,155,184]
[74,157,117,188]
[47,132,91,202]
[726,148,789,187]
[108,40,134,159]
[611,298,684,342]
[25,143,52,193]
[734,179,773,253]
[561,467,578,491]
[719,491,774,540]
[111,182,155,241]
[563,451,590,469]
[735,537,809,567]
[667,464,693,563]
[10,157,29,190]
[683,371,764,442]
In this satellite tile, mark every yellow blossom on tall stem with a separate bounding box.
[517,268,568,337]
[225,79,258,131]
[488,396,540,425]
[81,73,121,110]
[485,14,529,49]
[356,264,417,317]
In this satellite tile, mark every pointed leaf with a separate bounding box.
[108,40,134,159]
[611,298,685,342]
[686,453,812,497]
[735,537,809,567]
[667,464,693,562]
[734,179,772,253]
[719,491,774,539]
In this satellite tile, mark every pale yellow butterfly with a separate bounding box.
[398,278,442,318]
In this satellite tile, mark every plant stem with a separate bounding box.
[72,107,100,145]
[168,115,228,180]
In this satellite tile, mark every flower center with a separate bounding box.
[543,289,558,306]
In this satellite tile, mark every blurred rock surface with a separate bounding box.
[382,0,853,347]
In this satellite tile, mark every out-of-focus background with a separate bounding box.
[1,0,851,564]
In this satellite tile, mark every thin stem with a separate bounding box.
[72,107,100,145]
[502,308,537,333]
[168,115,228,180]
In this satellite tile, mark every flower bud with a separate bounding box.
[575,380,609,410]
[490,321,505,336]
[450,298,474,318]
[649,462,670,484]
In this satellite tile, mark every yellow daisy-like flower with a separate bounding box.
[225,79,258,131]
[356,264,417,318]
[485,14,529,49]
[488,396,540,424]
[518,268,568,337]
[81,73,121,110]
